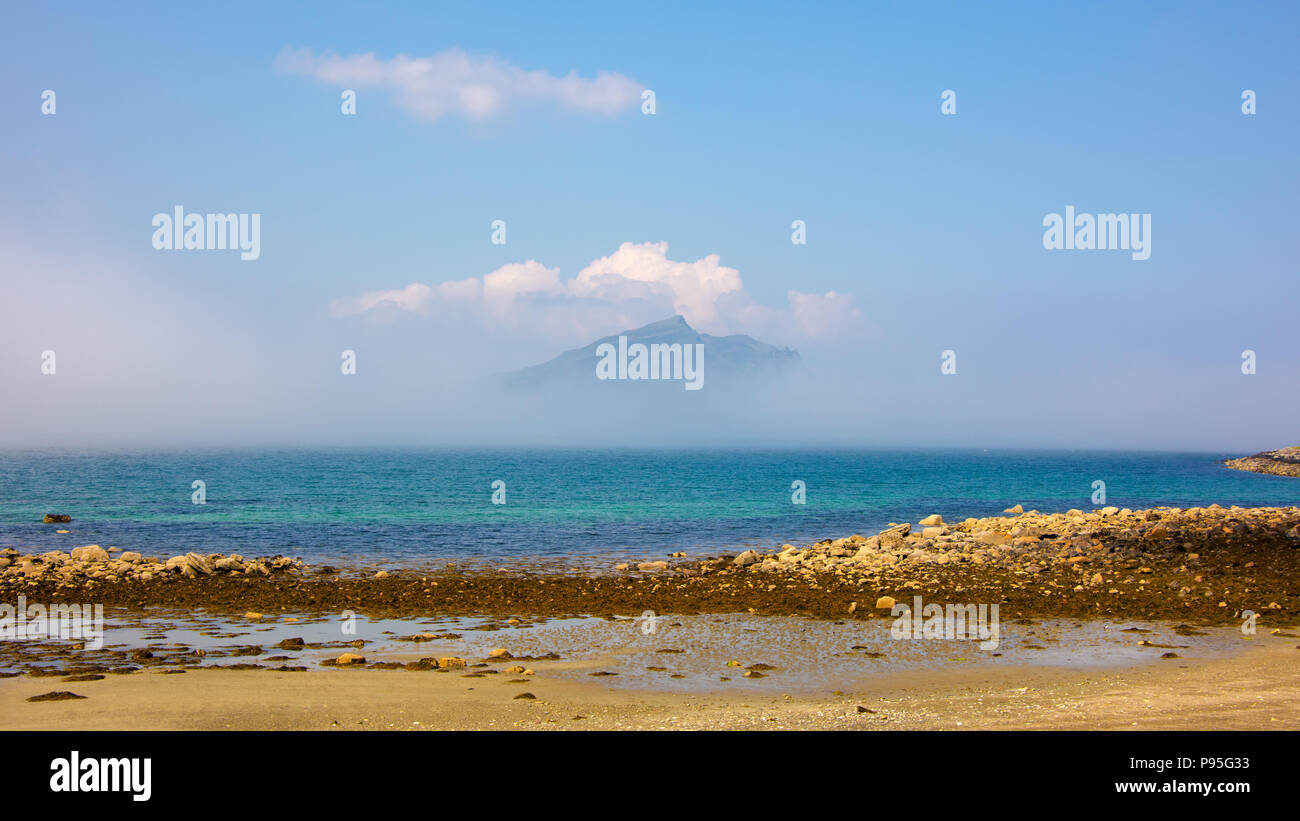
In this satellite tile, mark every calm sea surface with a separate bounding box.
[0,450,1294,565]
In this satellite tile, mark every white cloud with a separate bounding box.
[327,282,434,317]
[328,242,863,342]
[788,290,863,338]
[571,242,742,332]
[275,47,643,123]
[483,260,564,302]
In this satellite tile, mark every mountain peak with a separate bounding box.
[503,314,799,390]
[629,314,692,334]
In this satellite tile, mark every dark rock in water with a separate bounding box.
[276,637,306,650]
[27,691,85,702]
[42,514,72,523]
[61,674,105,682]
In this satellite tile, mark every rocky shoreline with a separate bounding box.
[2,504,1298,627]
[0,545,303,587]
[1224,447,1300,478]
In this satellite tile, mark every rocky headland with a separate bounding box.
[1224,447,1300,478]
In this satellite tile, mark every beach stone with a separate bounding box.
[336,653,366,665]
[184,552,213,575]
[213,556,244,572]
[733,550,760,567]
[637,561,669,571]
[119,551,142,563]
[919,514,944,527]
[439,657,467,669]
[1004,505,1024,514]
[244,612,263,620]
[878,524,911,550]
[27,691,84,702]
[874,596,896,609]
[69,545,109,563]
[851,536,881,561]
[922,526,946,538]
[488,648,512,659]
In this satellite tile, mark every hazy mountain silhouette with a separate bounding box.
[502,315,799,391]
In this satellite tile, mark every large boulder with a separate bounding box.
[851,536,882,561]
[69,545,110,563]
[878,523,911,550]
[213,556,244,572]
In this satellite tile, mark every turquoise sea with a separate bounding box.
[0,450,1295,566]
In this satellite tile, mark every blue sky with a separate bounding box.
[1,1,1297,448]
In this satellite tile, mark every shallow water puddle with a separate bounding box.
[0,608,1254,693]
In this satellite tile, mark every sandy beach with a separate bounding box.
[2,621,1296,731]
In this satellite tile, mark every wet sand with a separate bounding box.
[2,613,1297,730]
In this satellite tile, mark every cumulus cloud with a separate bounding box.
[329,242,863,343]
[570,242,742,332]
[327,278,482,317]
[788,290,863,339]
[275,47,643,123]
